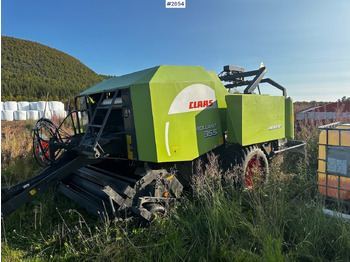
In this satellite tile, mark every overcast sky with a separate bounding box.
[2,0,350,101]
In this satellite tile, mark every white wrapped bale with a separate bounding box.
[52,110,67,119]
[1,110,14,121]
[30,102,38,110]
[4,101,18,111]
[14,110,27,121]
[17,101,30,111]
[26,110,39,120]
[59,102,65,111]
[39,110,52,119]
[45,110,52,118]
[37,101,49,111]
[49,101,65,111]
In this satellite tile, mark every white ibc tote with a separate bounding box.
[1,110,14,121]
[14,110,27,121]
[17,101,30,111]
[4,101,18,111]
[26,110,40,120]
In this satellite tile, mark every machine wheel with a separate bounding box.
[144,203,167,219]
[33,118,63,166]
[241,146,269,189]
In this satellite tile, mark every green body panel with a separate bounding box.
[226,94,286,146]
[149,66,224,162]
[285,98,294,140]
[226,95,243,144]
[130,84,157,162]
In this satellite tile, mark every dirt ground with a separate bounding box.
[1,120,35,166]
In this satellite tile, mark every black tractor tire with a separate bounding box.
[240,146,269,189]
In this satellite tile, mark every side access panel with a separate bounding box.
[226,94,286,146]
[130,83,158,162]
[285,97,294,140]
[150,81,224,162]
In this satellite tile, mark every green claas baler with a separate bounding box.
[1,64,303,222]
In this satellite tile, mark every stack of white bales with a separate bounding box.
[1,101,66,121]
[2,101,17,121]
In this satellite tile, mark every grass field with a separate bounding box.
[1,119,350,261]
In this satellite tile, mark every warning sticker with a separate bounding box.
[327,158,347,175]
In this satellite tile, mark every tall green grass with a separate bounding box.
[3,152,350,261]
[2,119,350,261]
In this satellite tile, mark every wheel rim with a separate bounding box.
[34,139,50,164]
[245,156,264,189]
[33,119,59,166]
[144,203,166,219]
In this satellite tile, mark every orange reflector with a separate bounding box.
[163,192,168,197]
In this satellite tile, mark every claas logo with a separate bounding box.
[189,100,213,109]
[168,84,216,115]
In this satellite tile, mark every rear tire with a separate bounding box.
[241,146,269,189]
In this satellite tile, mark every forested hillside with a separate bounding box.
[1,36,108,102]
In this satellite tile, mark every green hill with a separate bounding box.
[1,36,108,102]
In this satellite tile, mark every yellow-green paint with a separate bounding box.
[285,98,294,140]
[226,94,286,146]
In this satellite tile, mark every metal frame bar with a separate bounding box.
[260,78,287,97]
[2,155,100,218]
[243,67,266,94]
[219,66,287,97]
[219,68,262,82]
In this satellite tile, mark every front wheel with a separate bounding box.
[241,146,269,189]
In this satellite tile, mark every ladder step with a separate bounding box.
[79,90,120,150]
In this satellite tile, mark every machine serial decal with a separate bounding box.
[268,124,282,131]
[168,84,217,114]
[197,123,218,138]
[204,129,218,138]
[196,123,217,131]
